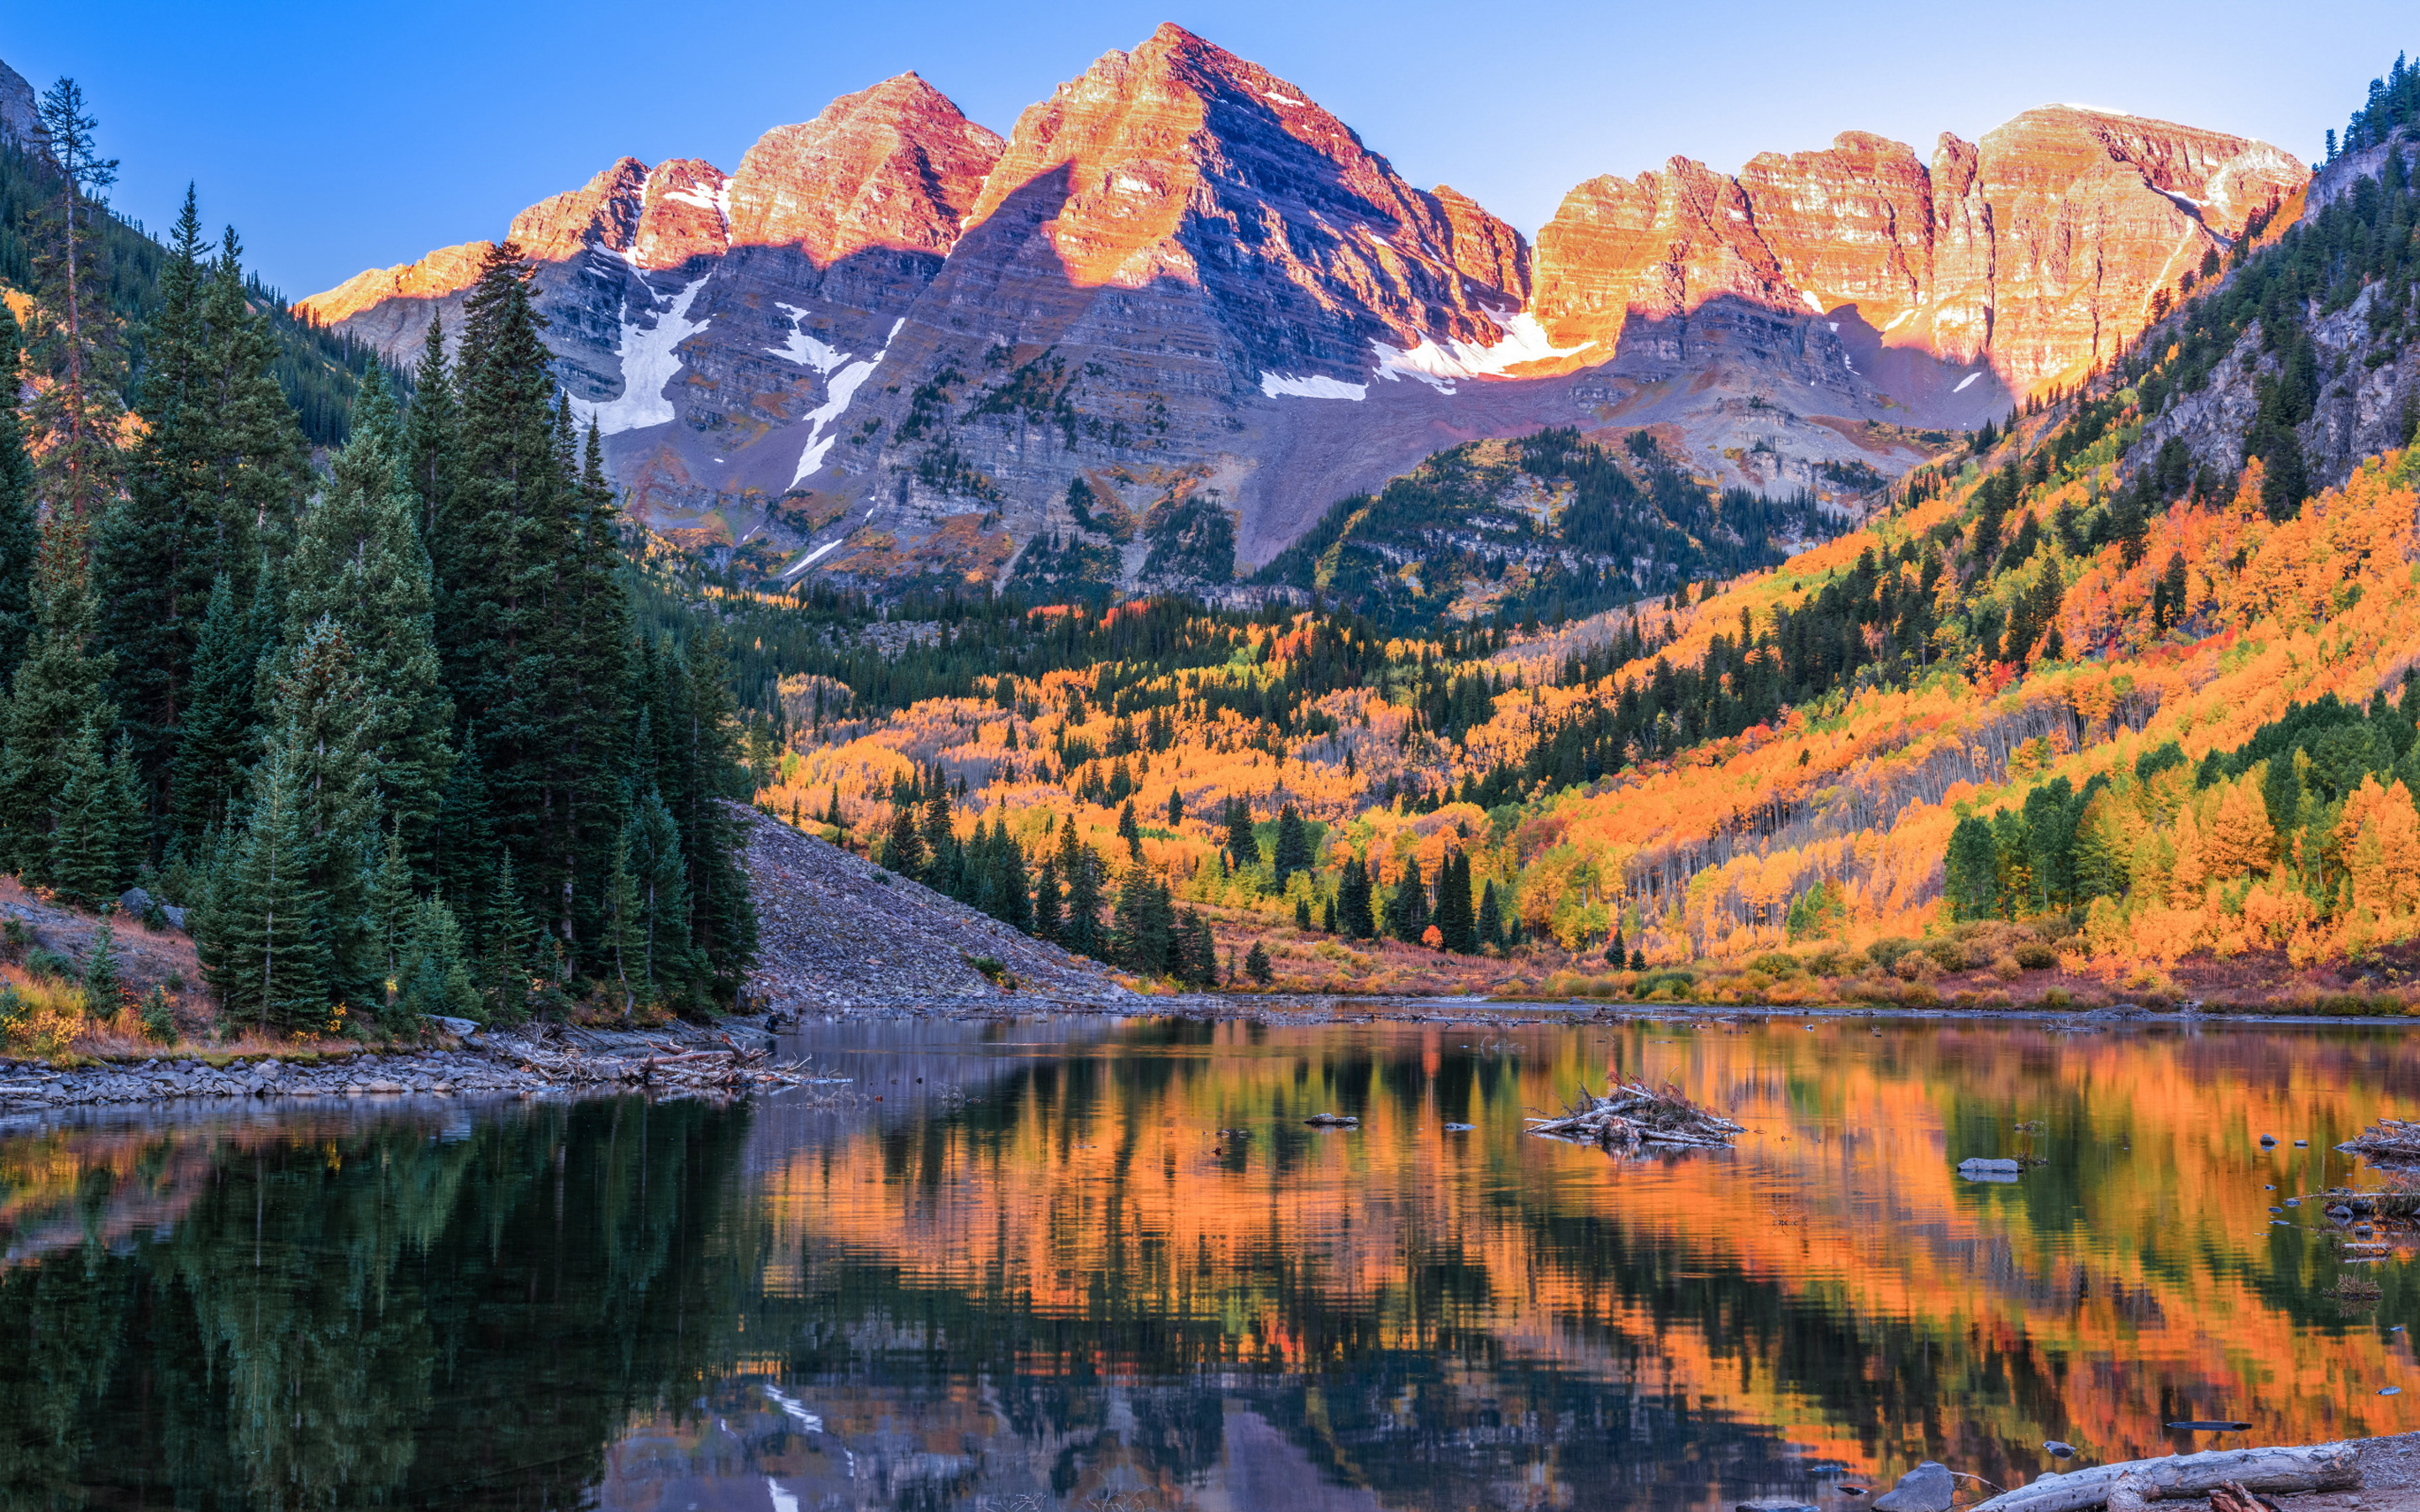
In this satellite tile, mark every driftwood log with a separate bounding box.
[1970,1442,2360,1512]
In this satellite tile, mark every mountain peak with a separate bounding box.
[725,72,1003,265]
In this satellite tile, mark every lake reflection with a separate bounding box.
[6,1016,2420,1510]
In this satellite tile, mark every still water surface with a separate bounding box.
[4,1016,2420,1511]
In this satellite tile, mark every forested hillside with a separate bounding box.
[0,138,387,445]
[739,55,2420,1007]
[0,78,755,1053]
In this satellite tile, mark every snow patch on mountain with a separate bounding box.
[1370,310,1592,393]
[1260,371,1367,401]
[568,276,713,435]
[788,323,907,487]
[767,303,850,370]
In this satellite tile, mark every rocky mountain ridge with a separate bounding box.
[297,24,2309,597]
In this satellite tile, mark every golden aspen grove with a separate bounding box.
[739,117,2420,1012]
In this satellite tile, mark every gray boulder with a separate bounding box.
[1872,1462,1955,1512]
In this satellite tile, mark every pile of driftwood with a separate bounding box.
[1527,1081,1744,1152]
[2338,1119,2420,1163]
[507,1034,844,1100]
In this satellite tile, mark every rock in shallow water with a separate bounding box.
[1872,1462,1955,1512]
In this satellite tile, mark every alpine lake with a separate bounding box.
[5,1012,2419,1511]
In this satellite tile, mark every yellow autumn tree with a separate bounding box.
[2167,803,2207,906]
[2205,774,2275,879]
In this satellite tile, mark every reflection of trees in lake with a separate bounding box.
[0,1098,755,1509]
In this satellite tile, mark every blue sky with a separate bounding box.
[6,2,2410,298]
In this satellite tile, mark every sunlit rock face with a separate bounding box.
[298,29,2303,591]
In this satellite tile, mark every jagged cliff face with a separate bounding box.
[298,31,2307,592]
[1533,108,2307,395]
[0,57,45,155]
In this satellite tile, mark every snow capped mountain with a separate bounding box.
[298,26,2307,591]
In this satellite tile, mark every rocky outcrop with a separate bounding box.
[1533,107,2307,394]
[0,55,45,156]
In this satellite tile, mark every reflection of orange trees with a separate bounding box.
[756,1022,2420,1477]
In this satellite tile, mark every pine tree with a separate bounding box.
[1244,939,1272,985]
[1434,852,1477,953]
[204,743,329,1032]
[1112,859,1173,974]
[394,893,479,1024]
[0,303,39,688]
[1060,826,1104,957]
[281,367,452,854]
[1385,857,1430,944]
[93,189,213,824]
[1118,798,1142,858]
[0,511,113,880]
[366,824,413,1021]
[1033,855,1063,942]
[601,827,644,1014]
[881,800,924,876]
[82,912,119,1010]
[260,617,382,1007]
[1270,802,1312,888]
[165,573,259,844]
[1476,880,1502,952]
[623,789,693,1000]
[24,79,124,525]
[48,716,119,908]
[1337,856,1376,940]
[485,853,535,1024]
[402,315,458,543]
[1223,796,1260,869]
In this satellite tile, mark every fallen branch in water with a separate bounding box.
[506,1039,844,1098]
[2338,1119,2420,1163]
[1526,1081,1743,1152]
[1969,1441,2359,1512]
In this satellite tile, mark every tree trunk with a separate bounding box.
[1970,1442,2360,1512]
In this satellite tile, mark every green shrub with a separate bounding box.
[1866,937,1919,970]
[2014,942,2058,971]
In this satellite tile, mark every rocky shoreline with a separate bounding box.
[0,1017,783,1116]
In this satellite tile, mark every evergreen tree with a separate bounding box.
[1118,798,1142,858]
[1476,880,1503,952]
[881,800,924,876]
[394,893,479,1024]
[1385,857,1430,944]
[82,911,119,1009]
[1059,822,1103,957]
[1945,814,2001,921]
[1337,856,1376,940]
[601,829,644,1014]
[260,617,382,1007]
[366,825,413,1019]
[24,78,124,524]
[401,315,458,542]
[1244,939,1272,985]
[0,512,113,880]
[203,743,330,1032]
[485,853,536,1024]
[0,304,40,688]
[165,572,259,843]
[1434,852,1477,953]
[1190,911,1218,985]
[1222,795,1260,869]
[95,189,213,824]
[48,716,119,908]
[281,367,452,855]
[1033,855,1063,943]
[1112,860,1174,975]
[1270,802,1312,888]
[623,789,693,1000]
